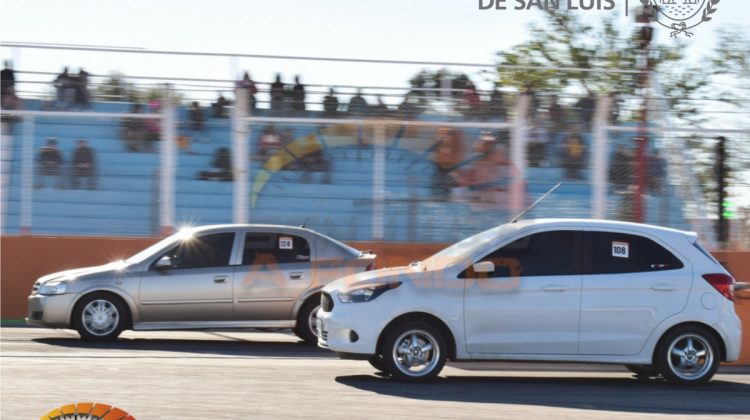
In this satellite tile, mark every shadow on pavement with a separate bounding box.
[32,334,334,358]
[335,374,750,415]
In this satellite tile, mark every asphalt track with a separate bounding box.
[2,327,749,419]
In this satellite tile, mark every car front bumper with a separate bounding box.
[26,293,77,328]
[317,296,391,357]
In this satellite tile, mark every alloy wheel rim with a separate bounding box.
[308,305,321,338]
[82,299,119,336]
[667,333,713,381]
[392,329,440,377]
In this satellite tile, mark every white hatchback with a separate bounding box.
[318,219,742,385]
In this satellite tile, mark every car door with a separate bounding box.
[233,231,313,320]
[138,232,236,322]
[579,230,690,355]
[463,229,583,355]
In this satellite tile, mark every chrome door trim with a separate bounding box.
[133,320,296,330]
[236,297,295,303]
[141,299,234,306]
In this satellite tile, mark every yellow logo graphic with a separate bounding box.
[41,402,134,419]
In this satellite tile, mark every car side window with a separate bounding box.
[589,231,684,274]
[242,233,310,266]
[157,232,235,270]
[461,230,581,278]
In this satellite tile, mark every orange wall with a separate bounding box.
[2,236,749,364]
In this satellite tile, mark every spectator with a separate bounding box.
[647,150,666,194]
[297,134,331,184]
[121,103,148,152]
[35,138,64,189]
[1,60,15,99]
[463,81,481,117]
[257,124,282,160]
[458,132,510,204]
[373,94,388,115]
[608,92,620,124]
[431,128,463,199]
[527,124,550,167]
[323,88,339,115]
[197,147,233,181]
[145,100,161,147]
[75,68,91,109]
[576,91,596,128]
[398,93,420,119]
[522,83,540,119]
[71,139,96,189]
[270,73,285,111]
[212,93,230,118]
[53,67,75,109]
[561,131,586,180]
[348,89,368,115]
[547,95,567,132]
[487,87,506,119]
[609,144,633,191]
[189,101,205,132]
[292,75,306,111]
[237,71,258,110]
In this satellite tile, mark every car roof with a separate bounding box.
[510,218,697,241]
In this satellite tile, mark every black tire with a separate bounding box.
[625,364,660,378]
[294,297,321,345]
[368,355,387,372]
[72,292,129,342]
[381,320,447,382]
[655,326,720,386]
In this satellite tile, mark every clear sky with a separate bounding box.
[1,0,748,100]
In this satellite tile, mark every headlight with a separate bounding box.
[38,281,68,295]
[338,282,401,303]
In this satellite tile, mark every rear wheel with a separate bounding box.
[381,321,446,382]
[656,326,720,386]
[294,297,321,344]
[72,292,129,342]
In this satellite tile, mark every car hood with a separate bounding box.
[37,261,129,285]
[323,265,423,293]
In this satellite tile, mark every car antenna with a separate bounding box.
[300,215,311,228]
[509,181,562,224]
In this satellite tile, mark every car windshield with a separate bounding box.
[422,223,515,270]
[124,229,193,265]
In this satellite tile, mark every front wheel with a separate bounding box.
[368,355,386,372]
[294,298,321,344]
[381,321,446,382]
[655,326,720,386]
[72,292,129,342]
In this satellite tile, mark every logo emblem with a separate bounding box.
[642,0,719,37]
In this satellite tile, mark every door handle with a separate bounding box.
[651,283,676,292]
[542,285,567,292]
[289,272,304,280]
[213,276,228,283]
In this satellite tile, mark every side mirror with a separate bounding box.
[155,255,173,271]
[473,261,495,274]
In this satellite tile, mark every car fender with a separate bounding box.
[68,285,140,325]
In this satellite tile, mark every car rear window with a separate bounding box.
[242,233,310,265]
[590,231,683,274]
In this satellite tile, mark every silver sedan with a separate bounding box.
[26,224,376,343]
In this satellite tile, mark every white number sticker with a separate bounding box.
[279,236,293,250]
[612,241,629,258]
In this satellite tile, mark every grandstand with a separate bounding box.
[1,91,690,243]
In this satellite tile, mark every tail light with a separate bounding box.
[366,262,376,271]
[702,273,735,301]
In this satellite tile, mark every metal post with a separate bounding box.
[159,85,177,235]
[716,136,728,245]
[510,93,530,214]
[233,86,249,224]
[592,95,612,219]
[20,116,34,234]
[372,124,386,241]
